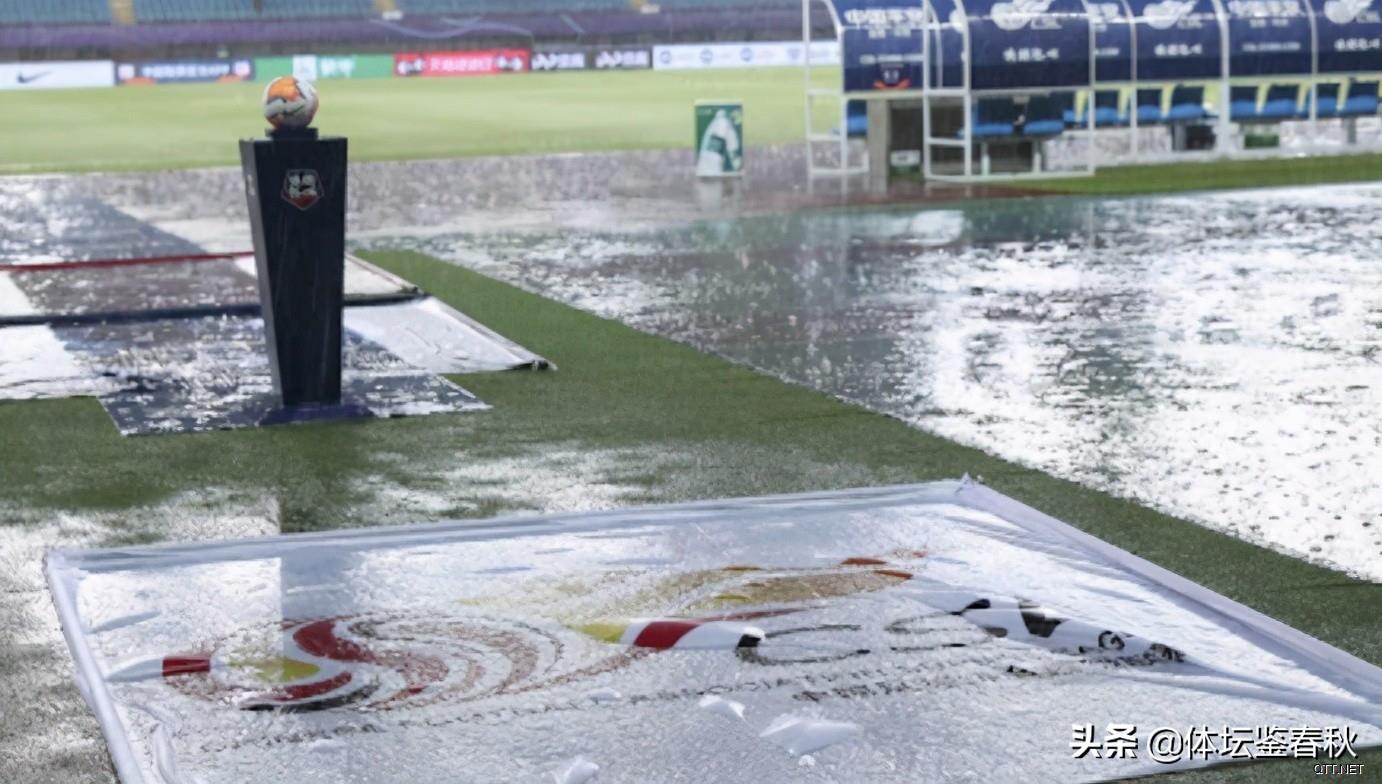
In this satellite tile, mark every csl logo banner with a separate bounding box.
[0,60,115,90]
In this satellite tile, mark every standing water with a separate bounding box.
[400,184,1382,581]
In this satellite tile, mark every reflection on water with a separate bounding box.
[395,186,1382,581]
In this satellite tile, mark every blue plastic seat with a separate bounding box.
[963,99,1019,139]
[1165,85,1207,122]
[1340,81,1380,117]
[1230,85,1260,122]
[1300,83,1341,118]
[1058,93,1080,127]
[1021,95,1066,137]
[846,100,867,137]
[1258,84,1301,120]
[1135,88,1164,124]
[1092,90,1127,126]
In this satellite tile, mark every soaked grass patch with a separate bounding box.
[1027,153,1382,195]
[0,251,1377,782]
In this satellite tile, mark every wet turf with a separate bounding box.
[1027,153,1382,194]
[0,251,1377,782]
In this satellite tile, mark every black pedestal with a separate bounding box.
[239,133,347,409]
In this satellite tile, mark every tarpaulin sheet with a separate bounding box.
[0,253,548,434]
[46,480,1380,783]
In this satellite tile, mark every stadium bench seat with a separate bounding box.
[1340,81,1380,117]
[1058,93,1081,127]
[1230,85,1261,122]
[1299,83,1341,118]
[1258,84,1302,121]
[846,100,868,137]
[965,98,1019,139]
[1092,90,1128,127]
[1165,85,1208,122]
[1020,95,1066,137]
[1135,88,1165,125]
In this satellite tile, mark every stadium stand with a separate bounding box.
[0,0,111,24]
[397,0,627,11]
[131,0,378,22]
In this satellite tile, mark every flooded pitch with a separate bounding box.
[2,161,1377,577]
[395,185,1382,582]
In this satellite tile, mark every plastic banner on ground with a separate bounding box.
[1225,0,1313,75]
[695,101,745,177]
[653,41,840,71]
[393,50,530,77]
[47,480,1381,783]
[116,59,254,86]
[255,54,395,81]
[836,0,928,92]
[1310,0,1382,73]
[1128,0,1225,80]
[0,60,114,90]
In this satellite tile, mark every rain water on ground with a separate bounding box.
[388,185,1382,582]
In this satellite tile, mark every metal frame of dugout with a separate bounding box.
[804,0,1382,183]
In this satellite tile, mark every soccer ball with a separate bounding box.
[262,76,318,130]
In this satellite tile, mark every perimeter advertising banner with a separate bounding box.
[393,49,529,77]
[531,49,588,71]
[255,54,395,81]
[116,59,254,85]
[46,481,1382,783]
[528,48,656,72]
[654,41,840,70]
[593,47,653,70]
[0,60,114,90]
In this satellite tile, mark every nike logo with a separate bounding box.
[16,71,50,84]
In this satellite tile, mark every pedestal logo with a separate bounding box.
[282,169,322,210]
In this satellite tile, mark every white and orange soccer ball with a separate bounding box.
[262,76,318,130]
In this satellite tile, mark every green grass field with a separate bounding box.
[0,69,837,174]
[5,68,1382,197]
[2,251,1377,782]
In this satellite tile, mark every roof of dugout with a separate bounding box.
[829,0,1095,93]
[1312,0,1382,74]
[822,0,1380,94]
